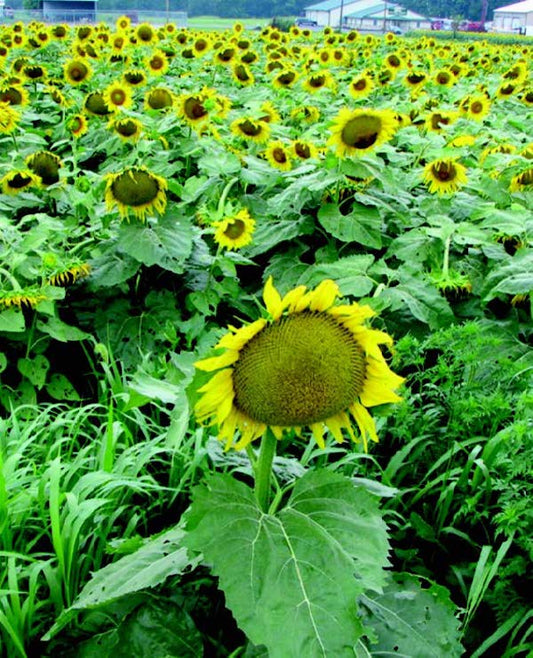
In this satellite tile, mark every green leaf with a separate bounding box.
[61,600,202,658]
[318,203,382,248]
[298,255,375,298]
[44,525,197,641]
[246,216,315,257]
[360,573,463,658]
[482,251,533,300]
[45,374,80,401]
[128,372,182,405]
[89,249,140,287]
[117,214,193,274]
[382,274,454,329]
[17,355,50,389]
[185,470,390,658]
[0,352,6,374]
[36,316,89,342]
[0,309,25,333]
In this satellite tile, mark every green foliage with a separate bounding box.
[360,573,463,656]
[185,470,390,656]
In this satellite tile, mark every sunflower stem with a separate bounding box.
[442,235,451,278]
[255,429,277,513]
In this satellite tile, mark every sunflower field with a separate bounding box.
[0,15,532,658]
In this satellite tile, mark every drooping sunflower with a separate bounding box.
[176,91,210,126]
[291,139,319,160]
[213,209,255,250]
[123,69,147,87]
[258,100,280,124]
[0,101,20,133]
[25,151,62,186]
[144,86,174,111]
[1,169,40,195]
[303,70,334,94]
[63,58,92,85]
[404,69,427,90]
[264,140,293,171]
[105,166,167,221]
[230,117,270,143]
[290,105,320,123]
[509,167,533,193]
[0,84,29,106]
[424,110,457,132]
[232,62,255,86]
[84,91,112,116]
[272,68,299,89]
[347,71,373,99]
[109,116,143,142]
[328,108,397,158]
[195,278,404,451]
[46,261,91,286]
[423,157,467,195]
[0,286,47,310]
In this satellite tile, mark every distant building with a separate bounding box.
[493,0,533,33]
[303,0,430,30]
[345,0,431,32]
[304,0,370,28]
[42,0,98,23]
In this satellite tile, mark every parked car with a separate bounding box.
[294,18,318,28]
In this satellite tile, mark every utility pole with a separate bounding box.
[338,0,345,31]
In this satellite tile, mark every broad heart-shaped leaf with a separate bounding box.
[58,599,202,658]
[44,525,197,641]
[117,214,194,274]
[318,203,382,248]
[17,355,50,389]
[359,572,463,657]
[185,470,390,658]
[0,308,25,333]
[481,250,533,301]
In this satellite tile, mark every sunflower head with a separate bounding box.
[328,107,397,158]
[67,113,88,138]
[423,157,467,195]
[109,116,143,142]
[231,117,270,143]
[144,87,174,111]
[25,151,62,186]
[84,91,112,116]
[0,101,20,133]
[195,278,404,451]
[145,49,169,75]
[212,208,255,251]
[0,287,47,310]
[64,58,92,85]
[103,81,133,111]
[1,169,40,195]
[105,166,167,221]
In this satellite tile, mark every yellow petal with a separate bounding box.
[217,319,267,350]
[325,414,345,443]
[350,402,379,452]
[194,350,239,372]
[310,422,326,449]
[308,279,339,311]
[263,276,283,319]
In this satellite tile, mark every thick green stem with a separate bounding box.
[255,429,277,513]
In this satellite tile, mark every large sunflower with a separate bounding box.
[423,157,467,195]
[105,166,167,221]
[195,278,404,450]
[328,108,397,158]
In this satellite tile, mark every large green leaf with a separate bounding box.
[44,525,197,640]
[318,203,382,248]
[482,250,533,300]
[185,470,390,658]
[117,214,194,274]
[60,599,202,658]
[359,573,463,657]
[298,255,375,297]
[0,308,25,333]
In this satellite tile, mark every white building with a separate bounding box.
[493,0,533,33]
[345,1,431,32]
[303,0,430,31]
[304,0,370,28]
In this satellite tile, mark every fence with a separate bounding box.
[0,9,188,27]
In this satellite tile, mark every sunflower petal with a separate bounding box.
[263,276,283,319]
